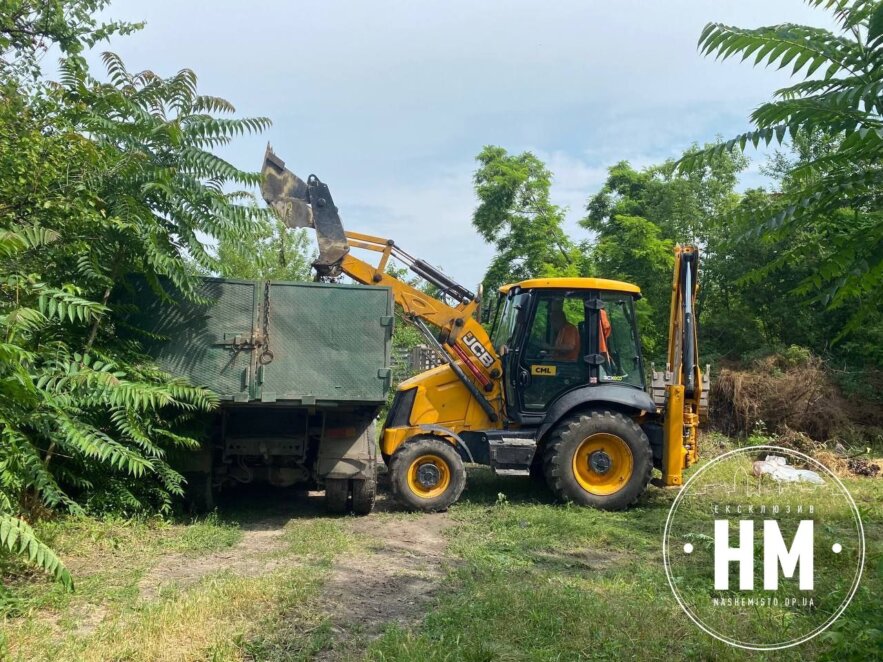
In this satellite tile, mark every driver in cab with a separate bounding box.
[550,303,580,361]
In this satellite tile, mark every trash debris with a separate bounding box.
[752,455,825,485]
[847,457,881,478]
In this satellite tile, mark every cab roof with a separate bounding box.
[498,277,641,296]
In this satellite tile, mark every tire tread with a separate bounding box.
[543,410,652,510]
[389,436,466,512]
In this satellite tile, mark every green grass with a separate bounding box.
[1,441,880,661]
[281,518,356,562]
[0,493,354,661]
[368,454,882,661]
[164,512,243,554]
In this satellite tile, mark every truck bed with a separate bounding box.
[127,277,394,405]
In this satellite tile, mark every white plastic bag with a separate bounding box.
[752,454,824,485]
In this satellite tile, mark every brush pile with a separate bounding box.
[708,351,883,478]
[710,354,848,441]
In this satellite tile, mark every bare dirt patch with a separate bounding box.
[316,495,454,659]
[138,516,289,600]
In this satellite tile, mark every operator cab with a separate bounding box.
[490,278,645,422]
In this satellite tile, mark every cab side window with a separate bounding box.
[599,295,644,388]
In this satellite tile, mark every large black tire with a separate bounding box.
[543,410,652,510]
[351,474,377,516]
[183,471,214,514]
[353,423,378,515]
[324,478,350,514]
[389,436,466,512]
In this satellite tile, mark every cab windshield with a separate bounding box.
[598,293,644,388]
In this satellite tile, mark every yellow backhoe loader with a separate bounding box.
[261,147,708,512]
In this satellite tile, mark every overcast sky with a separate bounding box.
[91,0,828,287]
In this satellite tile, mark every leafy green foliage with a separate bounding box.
[0,0,141,78]
[583,148,746,360]
[217,219,314,282]
[682,0,883,330]
[0,2,269,586]
[472,146,584,293]
[0,514,72,588]
[478,127,879,370]
[699,132,883,365]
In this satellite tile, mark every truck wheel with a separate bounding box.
[184,472,214,513]
[389,436,466,512]
[325,478,349,514]
[544,411,652,510]
[351,474,376,516]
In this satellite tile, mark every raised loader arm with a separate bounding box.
[652,245,709,486]
[260,146,502,423]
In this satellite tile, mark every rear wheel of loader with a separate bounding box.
[324,478,350,514]
[389,436,466,512]
[544,411,652,510]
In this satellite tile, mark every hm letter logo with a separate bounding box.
[713,520,814,591]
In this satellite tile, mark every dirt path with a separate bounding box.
[316,506,453,659]
[138,515,289,600]
[134,487,454,658]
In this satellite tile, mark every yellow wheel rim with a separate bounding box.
[572,433,633,496]
[407,454,451,499]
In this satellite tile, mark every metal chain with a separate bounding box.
[259,281,274,365]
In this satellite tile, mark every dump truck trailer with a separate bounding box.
[126,277,394,514]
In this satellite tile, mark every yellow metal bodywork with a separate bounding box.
[662,385,686,485]
[499,277,641,296]
[660,245,703,486]
[380,364,498,457]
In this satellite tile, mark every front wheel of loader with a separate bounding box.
[544,410,652,510]
[389,436,466,512]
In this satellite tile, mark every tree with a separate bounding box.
[702,132,883,364]
[583,148,747,360]
[0,0,140,78]
[683,0,883,337]
[472,146,583,293]
[217,219,314,281]
[585,212,674,359]
[0,3,270,584]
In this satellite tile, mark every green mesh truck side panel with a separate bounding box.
[129,278,392,404]
[259,282,393,403]
[130,278,257,401]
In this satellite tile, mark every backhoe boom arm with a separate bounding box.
[655,244,708,485]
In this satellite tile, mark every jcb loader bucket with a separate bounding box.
[260,144,349,276]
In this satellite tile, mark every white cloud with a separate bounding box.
[89,0,830,285]
[336,163,492,289]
